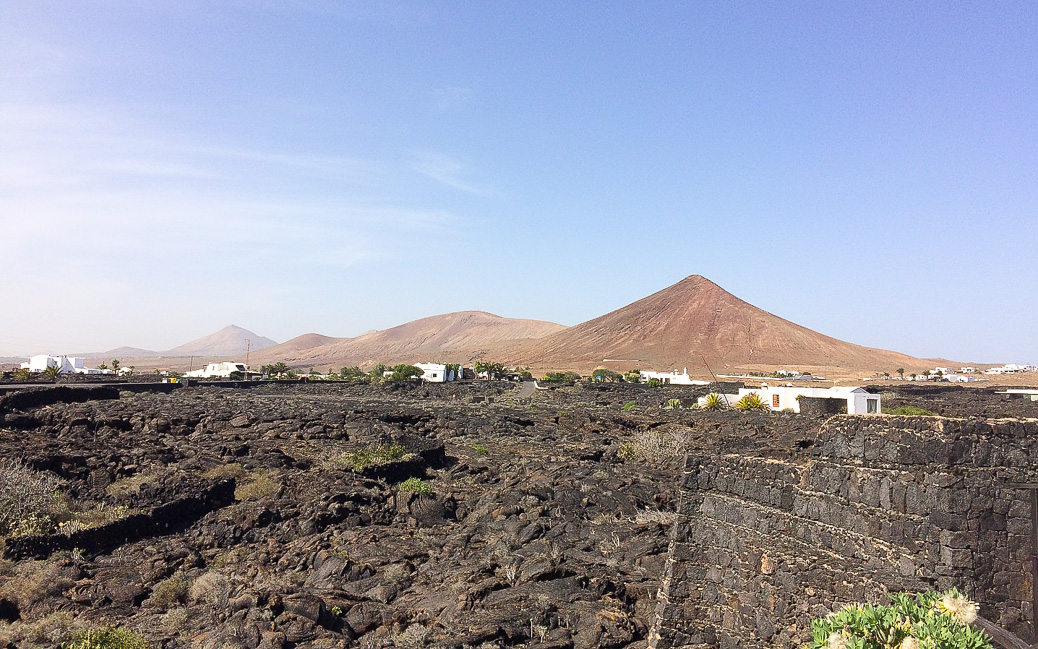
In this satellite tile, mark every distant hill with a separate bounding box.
[503,275,928,374]
[164,325,278,357]
[252,311,565,368]
[102,346,159,358]
[44,277,945,376]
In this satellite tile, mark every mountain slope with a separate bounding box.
[164,325,278,357]
[507,275,925,373]
[252,311,565,367]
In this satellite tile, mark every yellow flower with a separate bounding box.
[936,593,978,624]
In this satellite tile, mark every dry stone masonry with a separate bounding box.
[651,415,1038,648]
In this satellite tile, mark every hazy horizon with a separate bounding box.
[2,3,1035,364]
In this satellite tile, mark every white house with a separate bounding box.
[701,385,881,414]
[20,355,108,374]
[997,389,1038,402]
[985,364,1038,375]
[413,363,458,383]
[184,362,258,379]
[639,368,710,386]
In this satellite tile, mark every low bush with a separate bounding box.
[0,458,62,537]
[807,589,991,648]
[621,401,638,412]
[189,571,230,608]
[341,442,411,472]
[473,443,488,456]
[616,429,690,464]
[540,371,581,385]
[149,575,190,609]
[0,611,75,646]
[2,559,75,608]
[397,477,432,495]
[62,626,149,649]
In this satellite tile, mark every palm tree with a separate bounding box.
[42,364,62,381]
[896,368,905,379]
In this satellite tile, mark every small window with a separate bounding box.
[772,394,780,408]
[867,398,878,414]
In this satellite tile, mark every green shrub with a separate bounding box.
[807,589,991,649]
[621,401,638,411]
[149,575,190,609]
[733,392,770,411]
[882,406,939,416]
[62,626,150,649]
[473,443,488,456]
[646,379,663,388]
[341,442,411,472]
[387,364,423,382]
[663,398,682,410]
[541,371,581,385]
[617,442,637,460]
[397,477,432,495]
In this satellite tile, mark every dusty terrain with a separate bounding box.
[0,381,1035,648]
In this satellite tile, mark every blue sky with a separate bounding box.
[1,1,1035,363]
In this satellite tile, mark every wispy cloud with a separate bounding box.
[410,150,483,193]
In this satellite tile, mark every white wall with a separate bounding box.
[415,363,448,383]
[733,386,880,414]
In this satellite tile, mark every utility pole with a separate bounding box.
[246,339,251,368]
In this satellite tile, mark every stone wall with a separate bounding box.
[3,479,235,560]
[651,415,1038,648]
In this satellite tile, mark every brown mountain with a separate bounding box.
[504,275,928,374]
[164,325,278,357]
[251,311,565,368]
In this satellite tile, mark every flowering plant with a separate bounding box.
[806,589,991,649]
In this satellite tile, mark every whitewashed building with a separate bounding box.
[184,362,258,379]
[639,368,710,386]
[414,363,459,383]
[998,389,1038,402]
[20,355,108,374]
[701,386,881,414]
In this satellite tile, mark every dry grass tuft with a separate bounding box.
[189,571,230,608]
[202,463,247,481]
[1,560,75,608]
[0,611,76,646]
[233,470,281,501]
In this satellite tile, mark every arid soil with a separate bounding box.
[0,381,1033,648]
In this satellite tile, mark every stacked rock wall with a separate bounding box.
[652,415,1038,648]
